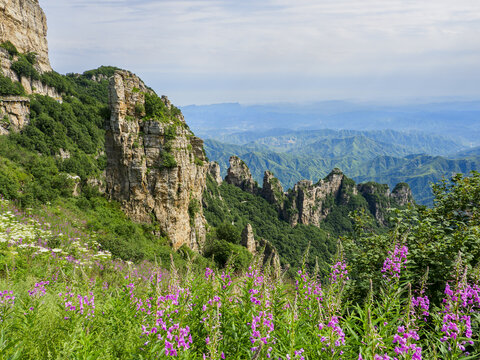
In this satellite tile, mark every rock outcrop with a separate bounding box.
[208,162,223,185]
[283,168,347,227]
[105,70,208,250]
[261,171,285,208]
[225,156,258,194]
[241,223,256,255]
[0,0,60,134]
[0,96,29,134]
[391,182,414,206]
[0,0,51,72]
[358,181,414,224]
[0,47,61,98]
[240,223,280,269]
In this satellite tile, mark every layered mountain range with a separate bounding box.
[0,0,461,266]
[202,129,480,204]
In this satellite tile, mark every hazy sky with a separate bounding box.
[40,0,480,105]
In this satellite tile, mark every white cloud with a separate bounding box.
[40,0,480,104]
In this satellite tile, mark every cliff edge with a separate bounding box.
[105,70,208,251]
[0,0,51,72]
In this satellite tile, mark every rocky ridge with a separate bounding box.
[225,159,414,227]
[105,70,209,251]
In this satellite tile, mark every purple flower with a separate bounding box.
[381,245,408,281]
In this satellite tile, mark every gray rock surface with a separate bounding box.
[105,70,208,251]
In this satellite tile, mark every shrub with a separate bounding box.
[11,55,40,80]
[0,41,18,56]
[0,74,25,96]
[160,152,177,168]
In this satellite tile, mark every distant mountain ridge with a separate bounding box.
[203,129,479,205]
[182,101,480,146]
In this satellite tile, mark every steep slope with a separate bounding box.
[106,70,209,250]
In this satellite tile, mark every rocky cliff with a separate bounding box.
[282,168,352,227]
[0,46,61,98]
[225,160,414,228]
[0,0,51,72]
[225,155,258,194]
[0,0,60,134]
[358,181,414,224]
[105,70,208,250]
[0,96,29,134]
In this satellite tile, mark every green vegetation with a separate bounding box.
[204,130,480,205]
[344,171,480,303]
[160,151,177,168]
[0,73,25,96]
[144,93,182,123]
[1,173,480,358]
[11,54,40,80]
[0,40,19,56]
[203,176,337,272]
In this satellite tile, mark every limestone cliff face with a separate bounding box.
[225,158,415,228]
[391,183,414,206]
[0,0,51,72]
[0,48,61,98]
[105,70,208,250]
[262,171,285,209]
[0,0,59,135]
[0,96,29,134]
[208,161,223,186]
[357,181,414,224]
[283,168,346,227]
[225,156,258,194]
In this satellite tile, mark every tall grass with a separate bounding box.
[0,198,479,359]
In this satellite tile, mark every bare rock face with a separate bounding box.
[0,96,29,134]
[0,0,52,72]
[240,223,280,269]
[225,156,258,194]
[284,168,345,227]
[258,238,281,270]
[391,183,414,206]
[261,171,285,208]
[357,181,414,224]
[208,161,223,185]
[105,70,208,251]
[241,223,256,255]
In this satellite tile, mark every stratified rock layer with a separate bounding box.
[105,70,208,250]
[0,0,51,72]
[0,96,29,134]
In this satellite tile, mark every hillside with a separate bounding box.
[1,1,480,358]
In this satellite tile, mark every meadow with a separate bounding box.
[0,195,478,359]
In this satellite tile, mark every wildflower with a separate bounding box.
[381,245,408,281]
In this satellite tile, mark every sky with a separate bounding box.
[40,0,480,105]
